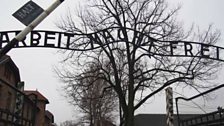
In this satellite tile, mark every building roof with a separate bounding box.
[134,114,200,126]
[135,114,168,126]
[24,90,49,104]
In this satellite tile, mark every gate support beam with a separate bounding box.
[0,0,65,58]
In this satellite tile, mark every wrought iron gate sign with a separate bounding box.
[12,1,44,26]
[0,29,224,61]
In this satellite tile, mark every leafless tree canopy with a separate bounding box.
[56,62,117,126]
[56,0,222,126]
[59,120,78,126]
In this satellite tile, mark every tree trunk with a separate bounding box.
[126,109,134,126]
[125,76,135,126]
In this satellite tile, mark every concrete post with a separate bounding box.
[166,87,174,126]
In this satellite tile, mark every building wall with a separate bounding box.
[0,56,54,126]
[0,57,19,126]
[22,99,37,125]
[35,101,47,126]
[23,91,52,126]
[0,63,17,113]
[45,111,54,126]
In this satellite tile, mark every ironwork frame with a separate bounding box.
[175,84,224,126]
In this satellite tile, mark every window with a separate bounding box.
[0,84,2,93]
[6,92,12,111]
[0,85,2,99]
[4,66,11,80]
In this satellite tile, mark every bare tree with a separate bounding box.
[57,0,222,126]
[60,120,81,126]
[56,62,117,126]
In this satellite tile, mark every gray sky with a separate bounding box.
[0,0,224,124]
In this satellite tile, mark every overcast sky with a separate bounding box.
[0,0,224,124]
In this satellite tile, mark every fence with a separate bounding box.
[175,84,224,126]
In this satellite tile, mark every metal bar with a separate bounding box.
[175,84,224,126]
[0,0,65,58]
[176,84,224,101]
[176,98,181,126]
